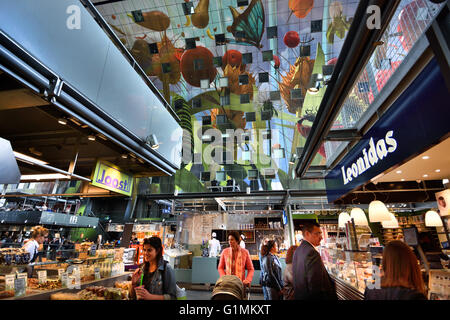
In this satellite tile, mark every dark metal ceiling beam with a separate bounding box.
[325,128,362,141]
[142,190,328,201]
[296,0,401,178]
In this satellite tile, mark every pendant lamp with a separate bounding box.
[381,212,399,228]
[368,200,391,222]
[338,212,351,228]
[425,210,443,227]
[350,208,369,226]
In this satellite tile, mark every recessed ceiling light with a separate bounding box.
[121,154,128,159]
[423,174,428,178]
[88,135,96,141]
[396,170,402,174]
[401,179,405,181]
[435,169,441,173]
[422,156,430,160]
[58,118,67,125]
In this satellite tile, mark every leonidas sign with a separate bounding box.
[91,160,133,196]
[341,131,397,185]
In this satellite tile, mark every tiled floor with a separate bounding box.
[185,290,264,300]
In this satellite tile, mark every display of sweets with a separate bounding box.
[0,248,30,265]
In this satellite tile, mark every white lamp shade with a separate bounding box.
[425,210,443,227]
[382,212,399,228]
[350,208,369,226]
[369,200,392,222]
[338,212,351,228]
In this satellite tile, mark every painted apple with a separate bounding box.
[180,46,217,87]
[284,31,300,48]
[222,50,243,68]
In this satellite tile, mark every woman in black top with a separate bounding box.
[365,240,427,300]
[130,237,177,300]
[260,240,284,300]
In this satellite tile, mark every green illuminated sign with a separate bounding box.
[91,160,133,196]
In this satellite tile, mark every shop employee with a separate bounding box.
[22,226,48,263]
[208,232,221,257]
[239,234,246,249]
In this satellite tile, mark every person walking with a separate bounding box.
[293,221,337,300]
[282,245,298,300]
[260,240,284,300]
[208,232,221,257]
[258,238,270,300]
[364,240,427,300]
[130,236,177,300]
[218,231,254,287]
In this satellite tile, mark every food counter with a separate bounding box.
[320,247,375,300]
[0,246,127,300]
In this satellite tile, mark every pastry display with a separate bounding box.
[0,248,30,265]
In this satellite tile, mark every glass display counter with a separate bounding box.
[320,247,375,300]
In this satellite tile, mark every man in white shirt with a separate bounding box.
[239,234,245,249]
[208,232,221,257]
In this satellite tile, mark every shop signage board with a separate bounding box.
[94,267,101,280]
[326,59,450,203]
[40,211,99,228]
[58,269,65,281]
[5,274,15,291]
[282,210,288,225]
[61,272,68,288]
[14,278,26,297]
[38,270,47,284]
[91,160,133,196]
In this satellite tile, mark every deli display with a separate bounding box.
[0,246,128,300]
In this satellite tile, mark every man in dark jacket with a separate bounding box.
[293,221,337,300]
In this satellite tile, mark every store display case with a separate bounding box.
[0,247,127,300]
[320,247,374,300]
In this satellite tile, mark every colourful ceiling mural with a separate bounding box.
[94,0,362,193]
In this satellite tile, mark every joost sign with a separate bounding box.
[91,160,133,196]
[325,58,450,203]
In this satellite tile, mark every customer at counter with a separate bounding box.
[364,240,427,300]
[293,221,337,300]
[130,237,177,300]
[218,231,254,287]
[259,238,270,300]
[282,245,298,300]
[260,240,284,300]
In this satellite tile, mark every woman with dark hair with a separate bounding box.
[365,240,427,300]
[218,231,254,287]
[282,245,298,300]
[130,237,177,300]
[260,240,284,300]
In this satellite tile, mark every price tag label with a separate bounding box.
[58,269,65,280]
[90,244,97,257]
[5,274,15,291]
[61,272,68,288]
[14,278,26,297]
[17,273,27,288]
[94,267,101,280]
[38,270,47,284]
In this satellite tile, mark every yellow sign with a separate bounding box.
[91,160,133,196]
